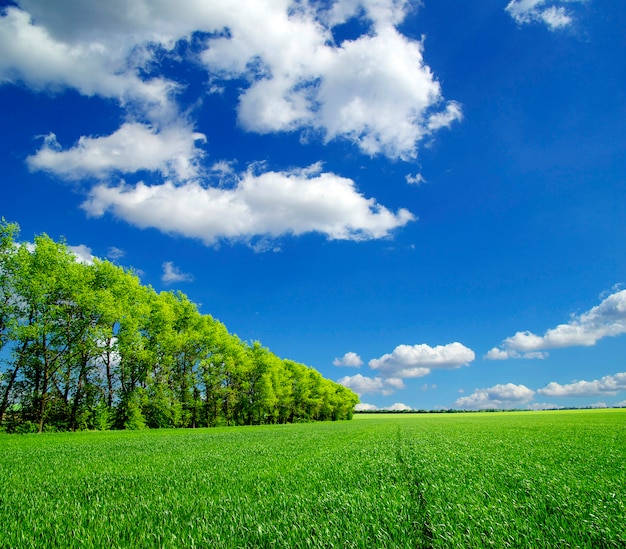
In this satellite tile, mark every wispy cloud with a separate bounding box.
[161,261,193,284]
[405,173,426,185]
[486,289,626,360]
[505,0,587,31]
[107,246,125,260]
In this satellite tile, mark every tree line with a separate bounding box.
[0,220,359,433]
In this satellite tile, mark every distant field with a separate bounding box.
[1,410,625,548]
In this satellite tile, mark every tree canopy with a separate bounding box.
[0,220,358,433]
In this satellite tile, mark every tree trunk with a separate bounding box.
[0,362,21,423]
[38,366,48,434]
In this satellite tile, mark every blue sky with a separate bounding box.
[2,0,625,411]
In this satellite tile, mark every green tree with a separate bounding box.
[0,221,359,432]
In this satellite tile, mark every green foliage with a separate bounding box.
[0,220,358,432]
[0,410,624,548]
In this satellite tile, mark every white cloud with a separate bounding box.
[487,289,626,359]
[406,173,426,185]
[455,383,535,410]
[505,0,586,30]
[107,246,125,260]
[354,402,412,412]
[485,347,510,360]
[2,1,460,161]
[537,372,626,398]
[0,6,175,117]
[1,0,458,247]
[67,244,95,265]
[333,352,363,367]
[199,2,460,159]
[369,342,475,378]
[161,261,193,284]
[337,374,405,396]
[485,347,548,360]
[325,0,415,28]
[527,402,564,411]
[354,403,379,411]
[81,164,415,247]
[28,123,206,181]
[386,402,413,411]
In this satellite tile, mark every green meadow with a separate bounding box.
[1,409,625,548]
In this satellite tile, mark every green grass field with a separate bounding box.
[1,409,625,548]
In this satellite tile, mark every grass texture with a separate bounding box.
[1,409,625,548]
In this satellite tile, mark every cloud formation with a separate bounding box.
[355,402,412,412]
[486,289,626,360]
[333,352,363,367]
[538,372,626,397]
[455,383,535,410]
[67,244,95,265]
[336,374,405,396]
[369,342,475,378]
[338,341,474,396]
[199,2,460,159]
[82,164,415,247]
[106,246,125,260]
[161,261,193,284]
[28,124,206,181]
[2,0,457,246]
[0,1,461,158]
[0,5,175,115]
[505,0,586,30]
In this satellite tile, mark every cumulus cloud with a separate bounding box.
[537,372,626,398]
[455,383,535,410]
[28,124,206,181]
[195,0,461,159]
[161,261,193,284]
[0,6,175,118]
[337,374,405,396]
[339,341,473,398]
[3,1,459,160]
[333,352,363,367]
[1,0,459,246]
[354,403,379,411]
[81,164,415,247]
[487,289,626,359]
[369,342,475,378]
[505,0,586,30]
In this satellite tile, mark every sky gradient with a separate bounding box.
[2,0,625,411]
